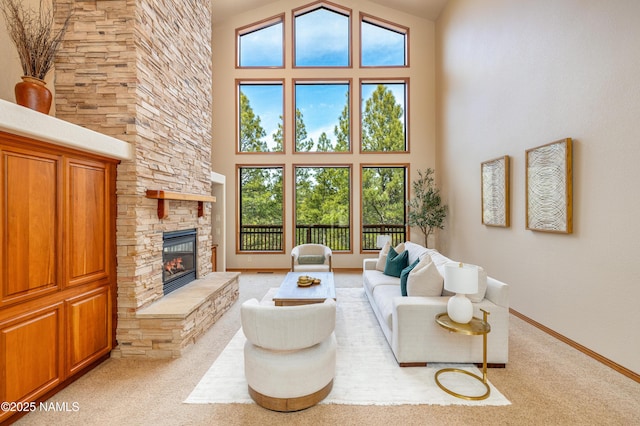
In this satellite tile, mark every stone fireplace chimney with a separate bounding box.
[53,0,234,357]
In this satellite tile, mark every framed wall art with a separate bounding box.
[526,138,573,233]
[481,155,510,227]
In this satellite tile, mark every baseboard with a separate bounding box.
[510,308,640,383]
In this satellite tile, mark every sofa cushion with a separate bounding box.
[384,246,408,278]
[404,241,430,266]
[400,258,420,296]
[406,254,444,297]
[371,284,401,330]
[363,270,399,296]
[297,254,325,264]
[376,242,405,272]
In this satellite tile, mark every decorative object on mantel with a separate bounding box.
[146,190,216,219]
[1,0,72,114]
[444,262,479,324]
[526,138,573,233]
[481,155,510,227]
[407,168,447,248]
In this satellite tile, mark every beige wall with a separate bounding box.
[437,0,640,374]
[212,0,437,270]
[1,0,55,113]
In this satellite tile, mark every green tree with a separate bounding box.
[407,168,447,248]
[295,108,314,152]
[362,167,405,225]
[333,92,350,152]
[361,85,404,151]
[295,167,350,250]
[240,167,283,250]
[239,92,267,152]
[316,132,333,152]
[271,117,284,152]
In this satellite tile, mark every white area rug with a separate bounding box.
[185,288,510,406]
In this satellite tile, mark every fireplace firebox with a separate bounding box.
[163,229,197,295]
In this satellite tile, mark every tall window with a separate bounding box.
[361,166,407,250]
[294,81,351,152]
[238,166,284,252]
[295,166,351,251]
[238,81,284,153]
[361,81,407,152]
[235,3,412,254]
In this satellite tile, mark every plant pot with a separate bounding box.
[15,76,53,114]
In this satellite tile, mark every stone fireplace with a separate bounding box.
[53,0,238,358]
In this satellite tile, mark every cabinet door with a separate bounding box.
[66,286,111,375]
[1,150,60,306]
[66,159,111,287]
[0,304,63,415]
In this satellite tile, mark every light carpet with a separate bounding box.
[185,288,510,406]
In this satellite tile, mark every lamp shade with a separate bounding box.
[444,262,478,294]
[376,235,391,249]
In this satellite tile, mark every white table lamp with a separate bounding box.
[444,262,479,324]
[376,235,391,249]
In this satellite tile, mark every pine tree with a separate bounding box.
[239,92,267,152]
[361,85,405,152]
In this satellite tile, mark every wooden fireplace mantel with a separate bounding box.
[146,190,216,219]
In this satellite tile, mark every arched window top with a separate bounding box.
[293,2,351,67]
[360,13,409,67]
[237,14,284,68]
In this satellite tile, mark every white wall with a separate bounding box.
[212,0,437,270]
[437,0,640,374]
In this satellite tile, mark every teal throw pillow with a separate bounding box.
[383,246,408,278]
[400,258,421,296]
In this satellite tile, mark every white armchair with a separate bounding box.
[291,244,332,272]
[241,298,337,411]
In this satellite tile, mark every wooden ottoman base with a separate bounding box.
[248,380,334,412]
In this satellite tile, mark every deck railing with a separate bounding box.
[240,224,406,251]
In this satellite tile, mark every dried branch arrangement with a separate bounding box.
[1,0,72,80]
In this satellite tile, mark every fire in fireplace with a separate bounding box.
[163,229,197,295]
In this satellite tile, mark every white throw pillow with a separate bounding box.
[376,242,405,272]
[407,254,444,297]
[441,265,488,302]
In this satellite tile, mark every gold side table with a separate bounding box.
[434,309,491,400]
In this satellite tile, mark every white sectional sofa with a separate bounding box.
[363,241,509,367]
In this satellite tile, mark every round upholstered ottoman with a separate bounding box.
[241,298,337,411]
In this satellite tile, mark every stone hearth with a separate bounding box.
[112,273,239,358]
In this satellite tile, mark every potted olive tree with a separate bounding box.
[1,0,71,113]
[407,168,448,248]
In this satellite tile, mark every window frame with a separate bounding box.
[236,14,285,69]
[236,79,286,154]
[292,78,353,154]
[236,164,286,254]
[359,78,410,154]
[293,163,353,253]
[292,1,353,69]
[360,164,410,253]
[359,12,410,68]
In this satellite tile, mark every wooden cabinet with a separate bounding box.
[0,131,117,423]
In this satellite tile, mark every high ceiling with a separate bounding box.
[212,0,449,23]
